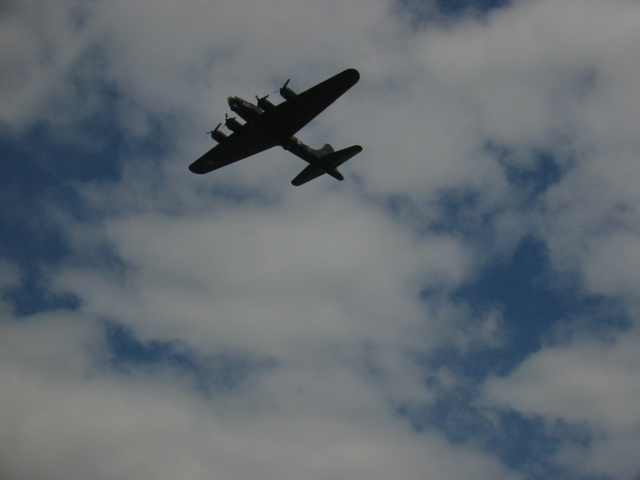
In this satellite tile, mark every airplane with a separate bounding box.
[189,68,362,186]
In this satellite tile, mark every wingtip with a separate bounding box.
[188,162,209,174]
[346,68,360,82]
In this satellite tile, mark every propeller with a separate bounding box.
[206,122,223,136]
[223,113,234,127]
[277,78,298,102]
[275,79,290,95]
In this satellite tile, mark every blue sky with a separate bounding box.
[2,1,640,479]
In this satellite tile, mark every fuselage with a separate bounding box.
[227,95,325,168]
[228,96,262,122]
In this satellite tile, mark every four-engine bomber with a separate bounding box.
[189,68,362,186]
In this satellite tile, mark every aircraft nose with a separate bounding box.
[227,96,238,106]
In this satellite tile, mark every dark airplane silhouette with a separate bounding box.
[189,68,362,186]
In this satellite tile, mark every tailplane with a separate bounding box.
[321,145,362,169]
[291,145,363,186]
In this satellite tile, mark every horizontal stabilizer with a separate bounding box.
[291,145,362,186]
[291,164,325,186]
[321,145,362,168]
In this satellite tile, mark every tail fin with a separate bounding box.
[291,145,363,186]
[312,144,335,156]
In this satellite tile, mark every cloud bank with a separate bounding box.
[2,1,640,479]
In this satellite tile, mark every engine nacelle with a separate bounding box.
[257,96,276,113]
[279,79,298,102]
[280,87,297,102]
[211,129,228,144]
[225,116,243,133]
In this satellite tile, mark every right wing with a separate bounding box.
[189,124,278,175]
[265,68,360,139]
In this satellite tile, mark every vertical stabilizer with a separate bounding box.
[312,144,335,156]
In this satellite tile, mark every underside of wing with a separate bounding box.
[268,68,360,138]
[189,125,277,175]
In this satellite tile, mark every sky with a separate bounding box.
[1,0,640,479]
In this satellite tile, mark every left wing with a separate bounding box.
[189,123,277,175]
[263,68,360,139]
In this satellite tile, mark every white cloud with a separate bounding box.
[0,259,20,292]
[474,2,640,450]
[0,341,520,480]
[0,0,101,131]
[484,329,640,479]
[55,190,473,404]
